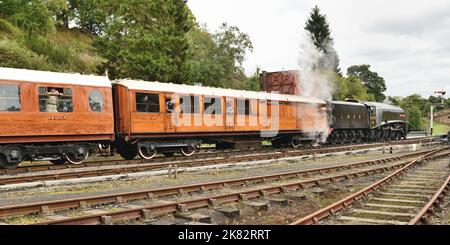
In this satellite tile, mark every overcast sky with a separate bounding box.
[188,0,450,98]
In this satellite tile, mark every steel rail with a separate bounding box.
[409,174,450,225]
[0,142,401,185]
[0,150,429,218]
[290,147,449,225]
[27,151,444,225]
[0,137,433,175]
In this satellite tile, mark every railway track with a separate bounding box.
[0,147,442,225]
[0,139,435,186]
[290,146,450,225]
[1,137,434,176]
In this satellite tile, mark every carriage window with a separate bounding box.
[89,90,103,112]
[237,99,251,115]
[180,96,200,114]
[0,84,21,112]
[136,93,159,113]
[204,97,222,115]
[39,87,73,112]
[226,98,235,115]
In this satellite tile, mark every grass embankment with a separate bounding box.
[433,122,450,136]
[421,117,450,136]
[0,18,103,74]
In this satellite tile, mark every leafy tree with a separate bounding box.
[347,64,387,102]
[1,0,55,37]
[185,25,222,86]
[186,22,253,89]
[390,94,425,130]
[304,5,341,75]
[333,75,373,101]
[241,68,260,91]
[94,0,192,83]
[406,105,422,130]
[66,0,105,34]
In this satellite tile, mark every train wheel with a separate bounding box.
[290,138,301,148]
[50,158,67,165]
[163,152,175,157]
[0,154,20,169]
[66,151,89,165]
[390,132,396,140]
[180,146,195,156]
[138,146,157,160]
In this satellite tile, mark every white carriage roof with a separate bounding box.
[363,101,404,112]
[0,67,112,88]
[115,79,326,104]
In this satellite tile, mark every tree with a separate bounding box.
[94,0,192,83]
[67,0,106,34]
[185,22,253,89]
[333,75,374,101]
[304,5,341,75]
[389,94,425,130]
[347,64,387,102]
[1,0,55,37]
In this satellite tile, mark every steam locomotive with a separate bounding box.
[328,100,408,144]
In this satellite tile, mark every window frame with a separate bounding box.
[203,96,222,115]
[179,95,200,114]
[135,92,160,113]
[0,83,21,112]
[88,90,104,113]
[38,86,74,113]
[237,99,251,116]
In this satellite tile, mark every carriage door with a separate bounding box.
[164,93,177,133]
[225,97,235,131]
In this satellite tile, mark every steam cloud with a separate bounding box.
[296,33,338,143]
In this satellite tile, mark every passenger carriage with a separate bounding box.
[0,68,114,168]
[112,79,328,160]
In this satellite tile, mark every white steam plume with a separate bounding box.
[296,33,338,143]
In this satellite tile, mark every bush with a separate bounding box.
[26,36,71,65]
[0,40,52,70]
[0,18,22,38]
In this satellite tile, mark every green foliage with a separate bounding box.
[333,75,373,101]
[0,18,22,38]
[347,64,387,102]
[95,0,192,83]
[66,0,105,35]
[4,0,55,37]
[0,39,51,70]
[0,17,102,74]
[186,23,253,89]
[390,94,426,130]
[406,105,423,130]
[240,68,260,91]
[304,5,341,75]
[0,1,256,89]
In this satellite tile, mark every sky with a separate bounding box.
[187,0,450,98]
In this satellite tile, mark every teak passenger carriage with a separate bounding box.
[112,80,328,160]
[0,68,114,168]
